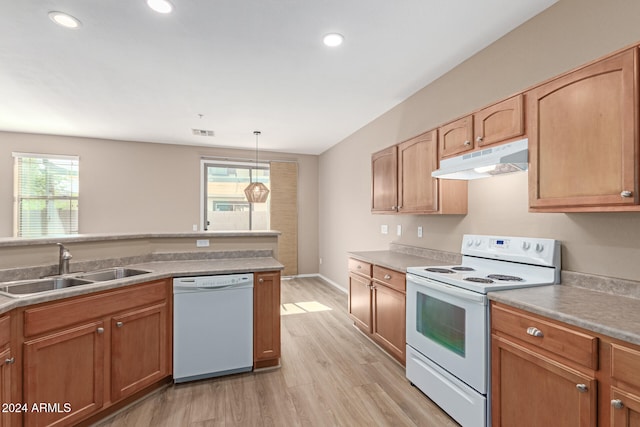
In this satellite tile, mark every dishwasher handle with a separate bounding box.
[174,283,251,292]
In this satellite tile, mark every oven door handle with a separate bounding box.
[407,274,486,304]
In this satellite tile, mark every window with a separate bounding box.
[202,161,270,231]
[13,153,79,237]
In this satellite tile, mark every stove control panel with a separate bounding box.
[461,234,561,268]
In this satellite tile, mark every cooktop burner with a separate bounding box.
[451,266,475,271]
[464,277,494,284]
[425,268,455,274]
[487,274,523,282]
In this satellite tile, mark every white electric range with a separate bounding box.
[405,234,561,427]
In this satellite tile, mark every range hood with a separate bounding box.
[432,138,528,180]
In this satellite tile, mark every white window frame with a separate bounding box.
[199,159,270,231]
[12,152,80,238]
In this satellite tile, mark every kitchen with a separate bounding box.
[1,0,640,425]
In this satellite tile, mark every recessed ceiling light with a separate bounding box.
[323,33,344,47]
[48,11,82,29]
[147,0,174,14]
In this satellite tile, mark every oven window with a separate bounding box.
[416,292,465,357]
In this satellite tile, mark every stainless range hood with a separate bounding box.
[432,138,528,180]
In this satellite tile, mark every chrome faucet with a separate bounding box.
[56,243,72,275]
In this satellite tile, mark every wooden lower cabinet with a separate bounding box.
[492,302,640,427]
[491,335,597,426]
[348,272,372,333]
[348,259,406,365]
[371,282,405,364]
[110,303,167,402]
[0,314,16,427]
[20,279,171,427]
[253,271,281,369]
[23,321,105,427]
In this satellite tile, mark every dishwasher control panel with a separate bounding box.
[173,273,253,290]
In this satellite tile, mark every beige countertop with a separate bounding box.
[350,248,640,347]
[0,256,283,314]
[489,285,640,346]
[348,249,458,272]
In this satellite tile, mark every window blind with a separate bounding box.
[13,152,79,237]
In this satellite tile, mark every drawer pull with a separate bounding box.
[96,327,104,334]
[383,274,392,280]
[4,357,14,365]
[116,321,124,328]
[526,327,544,337]
[357,265,362,269]
[611,399,624,410]
[576,384,588,393]
[258,278,264,283]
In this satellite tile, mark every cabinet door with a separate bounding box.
[527,48,637,209]
[438,115,473,158]
[23,321,104,427]
[397,130,438,213]
[372,283,405,364]
[611,387,640,427]
[348,272,372,333]
[474,94,524,148]
[111,303,168,402]
[371,146,398,213]
[0,348,12,427]
[492,335,597,427]
[254,271,281,368]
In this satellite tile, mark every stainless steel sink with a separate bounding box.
[0,277,94,296]
[76,267,151,282]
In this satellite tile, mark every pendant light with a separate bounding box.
[244,131,270,203]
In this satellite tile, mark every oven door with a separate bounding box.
[406,273,488,393]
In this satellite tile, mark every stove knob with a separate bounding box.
[466,239,474,247]
[522,241,531,251]
[474,239,482,247]
[535,243,545,253]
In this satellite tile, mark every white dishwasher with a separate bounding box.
[173,273,253,383]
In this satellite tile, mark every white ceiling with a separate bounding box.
[0,0,557,155]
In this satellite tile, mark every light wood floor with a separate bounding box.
[95,276,458,427]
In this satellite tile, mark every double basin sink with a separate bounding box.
[0,267,151,298]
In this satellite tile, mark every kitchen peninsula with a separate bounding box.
[0,231,283,427]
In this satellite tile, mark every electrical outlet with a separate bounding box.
[418,226,423,238]
[381,225,388,235]
[397,225,402,236]
[196,239,210,247]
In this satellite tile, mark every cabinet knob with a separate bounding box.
[611,399,624,409]
[4,357,14,365]
[258,278,264,283]
[116,321,124,328]
[96,327,104,334]
[384,274,392,280]
[621,190,633,198]
[576,384,588,393]
[526,327,544,337]
[476,136,483,143]
[464,140,471,146]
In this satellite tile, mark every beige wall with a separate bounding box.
[319,0,640,288]
[0,132,319,274]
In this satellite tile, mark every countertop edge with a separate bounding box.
[0,257,284,315]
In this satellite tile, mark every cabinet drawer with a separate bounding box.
[611,343,640,390]
[372,265,405,292]
[24,280,168,338]
[348,258,372,277]
[491,304,598,370]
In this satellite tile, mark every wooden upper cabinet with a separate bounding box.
[439,95,524,160]
[474,94,524,148]
[527,48,638,211]
[439,115,474,158]
[371,146,398,213]
[398,130,438,213]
